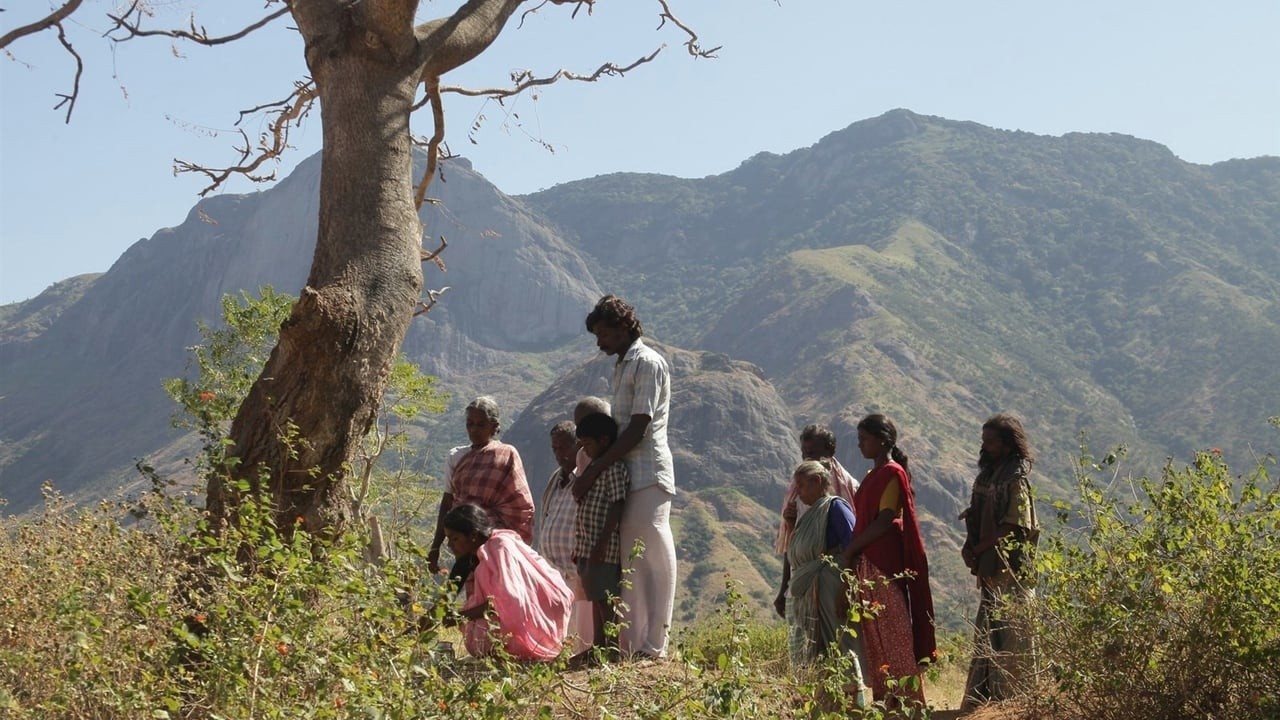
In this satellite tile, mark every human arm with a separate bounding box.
[590,498,626,563]
[840,508,896,570]
[572,413,649,500]
[439,595,492,628]
[427,491,456,574]
[968,522,1021,557]
[774,557,791,618]
[457,597,492,622]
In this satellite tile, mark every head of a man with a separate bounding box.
[979,413,1034,469]
[799,423,837,461]
[550,421,577,474]
[585,294,643,357]
[574,396,611,425]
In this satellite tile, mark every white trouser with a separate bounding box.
[619,484,677,657]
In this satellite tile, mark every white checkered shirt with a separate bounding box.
[611,338,675,495]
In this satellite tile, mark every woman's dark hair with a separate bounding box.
[585,294,643,340]
[857,413,911,477]
[983,413,1036,465]
[442,503,494,542]
[576,411,619,445]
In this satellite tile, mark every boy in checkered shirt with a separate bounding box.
[572,412,631,662]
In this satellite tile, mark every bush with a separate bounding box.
[1031,431,1280,720]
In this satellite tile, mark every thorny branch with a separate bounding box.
[106,1,290,46]
[174,80,318,196]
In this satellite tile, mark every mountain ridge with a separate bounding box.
[3,109,1277,624]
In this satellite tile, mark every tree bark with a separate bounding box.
[209,3,426,534]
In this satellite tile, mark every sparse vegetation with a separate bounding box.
[1023,425,1280,720]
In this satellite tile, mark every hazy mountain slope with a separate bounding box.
[0,156,602,511]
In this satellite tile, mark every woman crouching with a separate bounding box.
[442,503,573,661]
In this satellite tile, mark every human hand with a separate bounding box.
[773,590,787,619]
[427,545,442,575]
[572,462,602,500]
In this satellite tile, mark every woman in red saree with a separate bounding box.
[840,414,937,707]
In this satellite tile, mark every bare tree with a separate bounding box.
[3,0,713,534]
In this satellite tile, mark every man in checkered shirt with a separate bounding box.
[575,295,677,660]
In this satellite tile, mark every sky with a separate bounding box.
[2,1,1278,304]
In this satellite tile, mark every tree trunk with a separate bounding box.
[209,28,425,535]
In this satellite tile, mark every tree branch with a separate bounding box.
[519,0,594,27]
[655,0,719,58]
[0,0,85,49]
[106,1,290,46]
[51,22,84,124]
[439,47,662,99]
[416,0,526,77]
[174,80,318,196]
[413,76,447,211]
[415,236,450,317]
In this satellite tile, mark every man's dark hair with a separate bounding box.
[550,420,577,439]
[800,423,837,456]
[585,294,643,340]
[983,413,1036,465]
[576,411,619,445]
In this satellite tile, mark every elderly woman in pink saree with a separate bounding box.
[443,504,572,661]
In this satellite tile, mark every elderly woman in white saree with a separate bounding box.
[782,460,867,705]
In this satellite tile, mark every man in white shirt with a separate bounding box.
[574,295,677,660]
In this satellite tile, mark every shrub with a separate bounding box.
[1030,431,1280,720]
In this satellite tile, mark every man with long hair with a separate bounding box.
[960,413,1040,709]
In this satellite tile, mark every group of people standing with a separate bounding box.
[426,295,677,665]
[419,291,1040,712]
[774,412,1039,712]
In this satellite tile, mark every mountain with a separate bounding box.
[522,110,1280,484]
[0,154,602,511]
[3,109,1278,626]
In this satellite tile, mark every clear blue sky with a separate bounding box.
[2,1,1278,304]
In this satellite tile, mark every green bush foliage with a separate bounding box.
[1031,429,1280,720]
